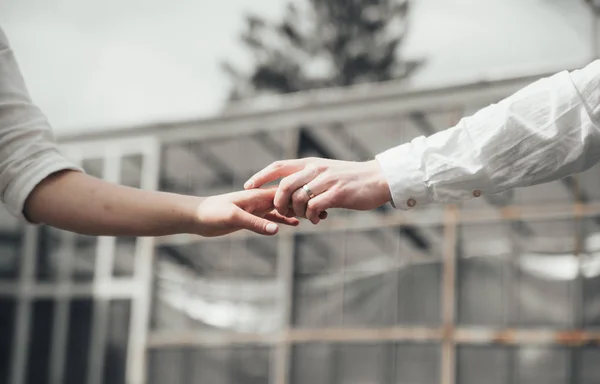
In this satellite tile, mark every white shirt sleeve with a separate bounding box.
[0,27,82,221]
[376,59,600,210]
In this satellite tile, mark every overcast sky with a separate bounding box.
[0,0,595,134]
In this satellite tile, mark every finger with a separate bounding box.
[306,190,335,224]
[233,208,279,235]
[291,187,310,218]
[264,210,300,226]
[274,166,329,215]
[289,175,332,219]
[237,187,278,212]
[244,159,309,189]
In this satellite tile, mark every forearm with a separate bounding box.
[24,170,201,237]
[377,60,600,209]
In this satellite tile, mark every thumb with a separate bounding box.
[234,208,280,236]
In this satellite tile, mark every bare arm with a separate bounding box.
[24,170,198,236]
[24,170,298,237]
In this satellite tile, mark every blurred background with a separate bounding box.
[0,0,599,383]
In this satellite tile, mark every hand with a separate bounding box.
[244,158,391,224]
[194,187,299,237]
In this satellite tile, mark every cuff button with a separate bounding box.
[407,198,416,207]
[473,190,482,197]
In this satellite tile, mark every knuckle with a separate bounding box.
[279,180,293,193]
[307,200,320,212]
[270,160,283,169]
[293,189,308,202]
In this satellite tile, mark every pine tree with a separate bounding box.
[223,0,421,100]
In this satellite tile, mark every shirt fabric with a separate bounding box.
[376,59,600,210]
[0,27,82,221]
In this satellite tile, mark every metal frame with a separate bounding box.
[85,64,600,384]
[2,60,598,384]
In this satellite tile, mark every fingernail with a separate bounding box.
[266,223,278,234]
[244,180,253,189]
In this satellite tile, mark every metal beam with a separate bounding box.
[440,206,458,384]
[252,132,286,159]
[56,65,586,145]
[154,201,600,246]
[189,142,235,186]
[146,327,600,348]
[272,128,301,384]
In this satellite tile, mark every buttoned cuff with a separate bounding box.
[375,140,431,210]
[3,149,83,223]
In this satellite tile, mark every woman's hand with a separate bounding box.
[194,188,299,237]
[244,158,391,224]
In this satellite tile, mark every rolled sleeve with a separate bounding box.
[375,59,600,211]
[0,27,82,222]
[3,148,82,221]
[375,137,431,210]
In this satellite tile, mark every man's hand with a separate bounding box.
[244,158,391,224]
[194,188,299,237]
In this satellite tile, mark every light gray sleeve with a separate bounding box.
[0,27,82,221]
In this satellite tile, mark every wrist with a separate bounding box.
[365,159,392,207]
[169,193,205,234]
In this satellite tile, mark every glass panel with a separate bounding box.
[458,220,578,327]
[396,260,442,326]
[291,343,439,384]
[582,217,600,328]
[26,300,55,384]
[0,299,16,384]
[120,154,143,189]
[337,344,388,384]
[292,273,342,328]
[73,234,98,282]
[153,238,280,334]
[291,344,333,384]
[580,347,600,384]
[294,233,345,275]
[147,349,187,384]
[103,300,132,384]
[64,299,93,384]
[0,205,22,280]
[114,237,136,278]
[395,344,440,384]
[515,220,577,327]
[160,132,286,197]
[457,346,510,384]
[148,346,271,384]
[514,347,569,384]
[293,227,442,328]
[458,223,511,326]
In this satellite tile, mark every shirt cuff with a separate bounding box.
[3,149,83,223]
[375,139,431,210]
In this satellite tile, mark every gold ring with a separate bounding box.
[302,185,316,199]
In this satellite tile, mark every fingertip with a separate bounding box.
[266,223,279,234]
[244,180,254,190]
